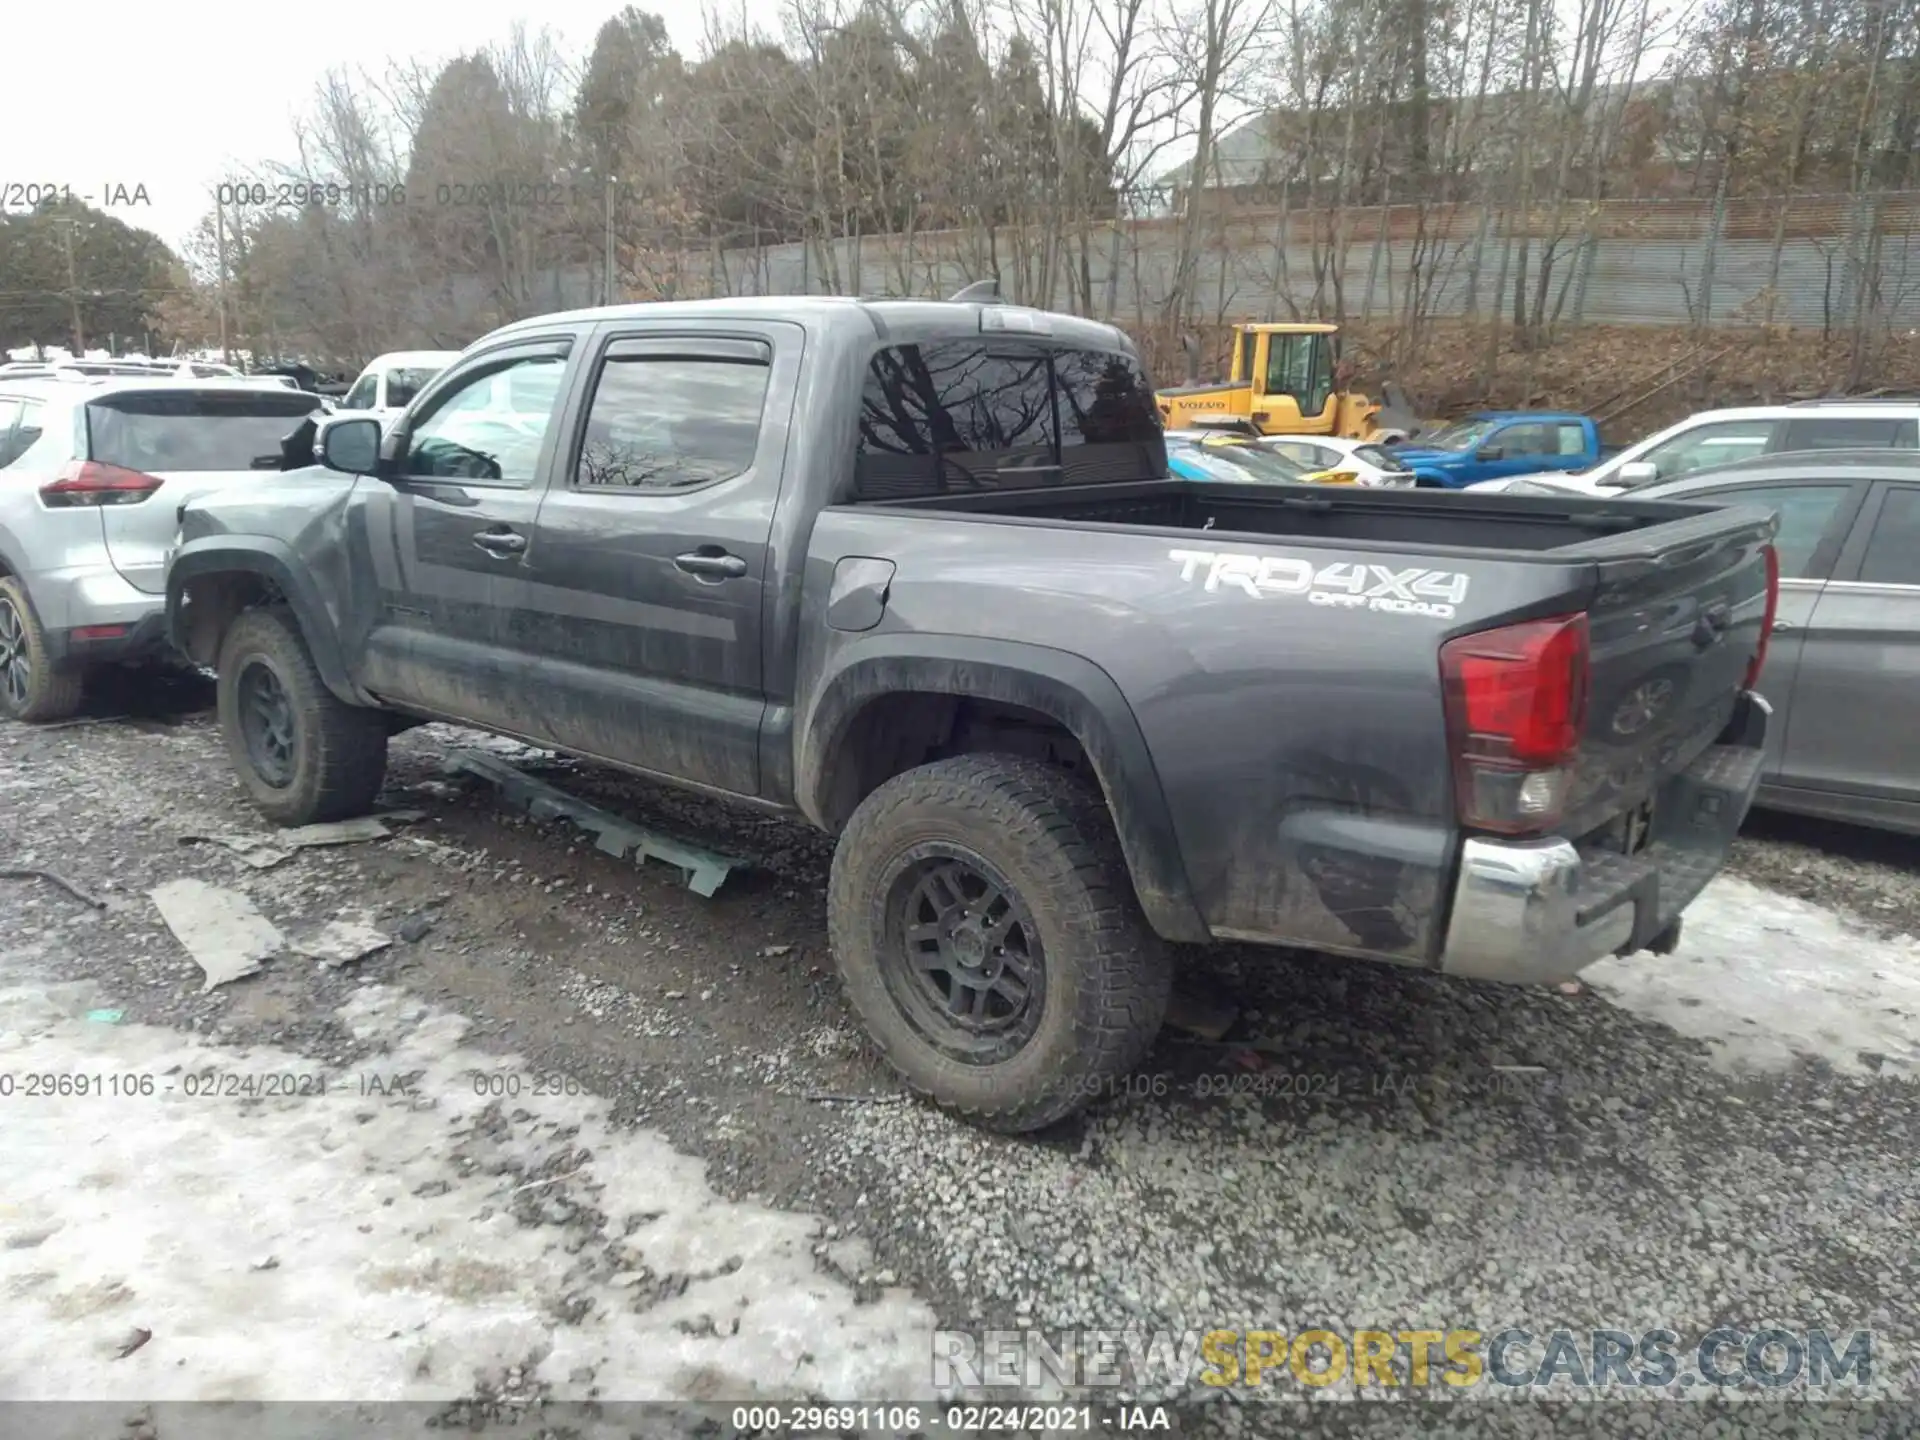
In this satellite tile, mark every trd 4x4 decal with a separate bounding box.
[1168,549,1469,619]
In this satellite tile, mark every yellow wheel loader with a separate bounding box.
[1155,323,1420,443]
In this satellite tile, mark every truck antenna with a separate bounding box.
[948,279,1001,303]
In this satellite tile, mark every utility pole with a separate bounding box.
[604,170,617,305]
[214,199,232,365]
[54,219,85,355]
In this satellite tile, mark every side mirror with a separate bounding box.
[319,416,382,476]
[1607,460,1659,488]
[1477,445,1506,461]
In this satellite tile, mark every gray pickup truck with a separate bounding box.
[165,295,1778,1131]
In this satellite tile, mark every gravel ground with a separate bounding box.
[2,682,1917,1434]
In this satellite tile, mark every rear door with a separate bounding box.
[1773,480,1920,804]
[1662,477,1869,780]
[520,321,800,795]
[88,388,326,594]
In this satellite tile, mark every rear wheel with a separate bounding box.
[216,606,388,825]
[828,754,1171,1132]
[0,577,84,723]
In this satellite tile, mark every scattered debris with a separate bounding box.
[663,990,686,1001]
[798,1090,909,1107]
[394,915,435,944]
[294,918,393,969]
[148,879,285,992]
[251,1257,280,1272]
[114,1328,152,1360]
[1558,980,1584,995]
[446,748,746,897]
[1165,988,1239,1042]
[84,1009,123,1024]
[179,813,426,871]
[0,864,107,910]
[762,944,794,958]
[511,1164,590,1195]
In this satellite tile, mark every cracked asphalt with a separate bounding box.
[1,681,1916,1436]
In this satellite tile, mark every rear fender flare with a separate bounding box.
[798,635,1210,943]
[167,538,361,706]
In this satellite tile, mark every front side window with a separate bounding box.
[342,373,378,411]
[1858,487,1920,586]
[854,341,1160,500]
[575,343,771,491]
[402,353,567,484]
[1636,420,1780,483]
[1494,423,1554,456]
[1691,483,1851,580]
[1263,334,1333,416]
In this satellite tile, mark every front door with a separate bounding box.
[353,338,578,740]
[521,321,802,796]
[1776,481,1920,801]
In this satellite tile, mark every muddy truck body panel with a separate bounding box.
[166,294,1777,1128]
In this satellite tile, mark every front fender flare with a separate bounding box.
[167,537,361,706]
[797,634,1210,943]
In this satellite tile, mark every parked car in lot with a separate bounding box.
[1386,411,1612,488]
[167,295,1777,1132]
[1259,434,1418,488]
[0,378,325,720]
[1164,430,1321,484]
[333,350,461,425]
[1470,402,1920,496]
[1613,450,1920,835]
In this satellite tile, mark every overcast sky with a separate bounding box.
[7,1,780,252]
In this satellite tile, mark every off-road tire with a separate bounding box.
[216,605,388,826]
[0,576,84,723]
[828,753,1171,1132]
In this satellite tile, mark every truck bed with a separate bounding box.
[855,477,1767,560]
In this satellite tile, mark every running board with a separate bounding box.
[444,748,744,897]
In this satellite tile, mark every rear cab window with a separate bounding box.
[853,340,1163,501]
[85,390,323,473]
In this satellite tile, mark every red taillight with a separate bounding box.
[40,460,164,508]
[1744,543,1780,691]
[1440,613,1590,834]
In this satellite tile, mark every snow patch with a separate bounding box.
[1585,875,1920,1077]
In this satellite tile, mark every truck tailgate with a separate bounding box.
[1558,503,1776,839]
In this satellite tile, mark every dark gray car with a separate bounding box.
[1632,450,1920,835]
[164,295,1778,1131]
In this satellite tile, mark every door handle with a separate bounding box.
[1771,618,1797,632]
[472,528,527,556]
[674,549,747,579]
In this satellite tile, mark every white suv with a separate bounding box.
[1468,401,1920,496]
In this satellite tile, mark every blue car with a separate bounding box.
[1389,412,1616,489]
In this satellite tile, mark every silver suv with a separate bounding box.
[0,378,324,721]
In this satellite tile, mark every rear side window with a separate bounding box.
[1780,417,1917,451]
[854,341,1162,500]
[86,391,322,473]
[1858,487,1920,586]
[1554,423,1588,455]
[1690,482,1853,580]
[384,367,443,409]
[575,340,771,491]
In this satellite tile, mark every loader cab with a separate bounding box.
[1231,324,1339,428]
